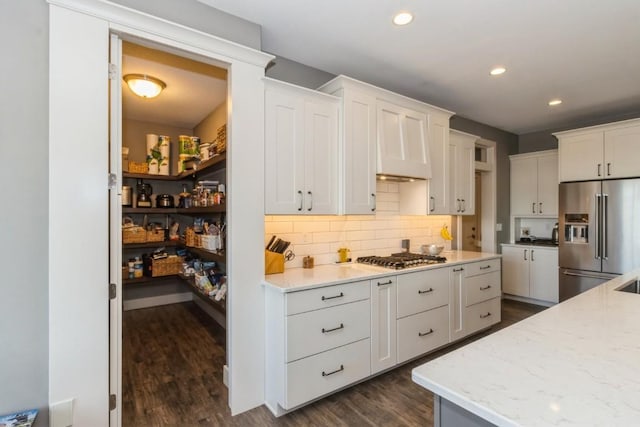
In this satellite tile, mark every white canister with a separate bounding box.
[146,134,158,157]
[148,158,159,175]
[159,135,170,158]
[200,143,211,161]
[159,158,169,175]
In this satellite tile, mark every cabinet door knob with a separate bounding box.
[297,190,303,211]
[480,312,492,319]
[539,202,543,214]
[597,163,602,177]
[531,249,535,261]
[524,249,528,261]
[321,292,344,301]
[532,202,536,214]
[377,280,393,286]
[371,193,376,212]
[418,288,434,294]
[307,191,313,211]
[607,162,611,176]
[429,196,435,212]
[480,285,492,290]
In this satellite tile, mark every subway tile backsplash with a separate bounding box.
[265,182,452,268]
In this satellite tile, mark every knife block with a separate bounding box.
[265,250,285,275]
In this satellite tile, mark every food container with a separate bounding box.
[422,244,444,256]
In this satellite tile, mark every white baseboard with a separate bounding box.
[223,364,229,388]
[123,292,193,311]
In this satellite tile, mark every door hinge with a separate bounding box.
[108,63,117,80]
[109,283,117,300]
[109,394,116,411]
[108,173,117,190]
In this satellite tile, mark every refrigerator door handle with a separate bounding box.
[602,193,608,260]
[595,193,601,260]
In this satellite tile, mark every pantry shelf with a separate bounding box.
[184,247,226,264]
[122,152,226,182]
[123,241,179,249]
[178,274,226,315]
[123,275,178,285]
[122,205,225,214]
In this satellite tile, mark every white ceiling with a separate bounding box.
[201,0,640,134]
[122,51,227,129]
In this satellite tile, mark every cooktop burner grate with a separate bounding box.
[356,252,447,269]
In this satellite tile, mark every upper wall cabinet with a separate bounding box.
[555,118,640,182]
[376,100,430,179]
[449,130,478,215]
[319,76,453,215]
[265,78,340,214]
[510,150,558,217]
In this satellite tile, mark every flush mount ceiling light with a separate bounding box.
[393,12,413,26]
[123,74,166,98]
[548,99,563,106]
[490,67,507,76]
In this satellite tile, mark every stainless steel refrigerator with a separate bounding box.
[559,178,640,301]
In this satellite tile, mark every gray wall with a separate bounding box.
[450,116,519,247]
[0,1,49,425]
[265,55,335,89]
[518,110,640,154]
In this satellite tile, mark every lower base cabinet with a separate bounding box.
[265,257,502,416]
[397,304,449,363]
[285,338,371,409]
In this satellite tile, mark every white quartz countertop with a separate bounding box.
[412,269,640,426]
[262,250,500,292]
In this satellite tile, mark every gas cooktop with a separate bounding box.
[356,252,447,270]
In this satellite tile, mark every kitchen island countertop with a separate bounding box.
[412,269,640,426]
[262,250,500,292]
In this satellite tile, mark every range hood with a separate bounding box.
[376,174,427,183]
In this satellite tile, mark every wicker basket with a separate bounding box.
[123,226,146,244]
[128,161,149,174]
[150,255,184,277]
[146,229,165,243]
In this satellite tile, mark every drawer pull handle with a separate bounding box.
[377,280,393,287]
[480,312,492,319]
[480,265,491,270]
[322,364,344,377]
[480,285,492,291]
[453,267,464,272]
[322,323,344,333]
[418,288,434,294]
[418,328,434,337]
[321,292,344,301]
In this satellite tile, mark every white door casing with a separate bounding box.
[50,0,274,423]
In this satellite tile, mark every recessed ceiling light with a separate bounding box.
[393,12,413,26]
[548,99,563,106]
[490,67,506,76]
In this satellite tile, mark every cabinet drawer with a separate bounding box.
[464,258,501,278]
[286,280,370,315]
[464,297,501,336]
[396,267,449,318]
[286,299,370,362]
[397,305,449,363]
[465,271,501,307]
[285,338,370,410]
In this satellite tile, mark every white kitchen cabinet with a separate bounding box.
[318,75,454,215]
[449,130,477,215]
[450,259,501,341]
[510,150,558,216]
[501,244,558,304]
[370,276,397,374]
[265,78,339,214]
[265,280,371,414]
[556,118,640,182]
[377,99,431,179]
[426,112,451,214]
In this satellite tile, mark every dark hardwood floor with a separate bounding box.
[122,299,546,426]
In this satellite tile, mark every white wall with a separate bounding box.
[0,1,50,425]
[265,182,453,268]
